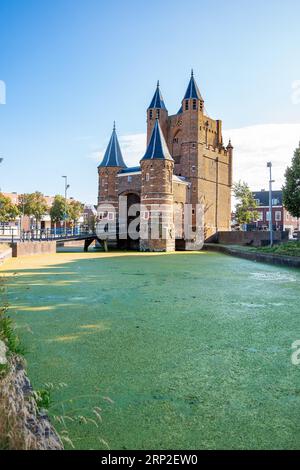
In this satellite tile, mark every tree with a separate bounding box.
[50,195,67,228]
[233,181,259,227]
[0,193,20,223]
[68,200,84,226]
[19,192,48,228]
[283,142,300,228]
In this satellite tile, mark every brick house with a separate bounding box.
[250,189,299,234]
[97,72,233,251]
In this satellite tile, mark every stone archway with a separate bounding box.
[118,192,140,250]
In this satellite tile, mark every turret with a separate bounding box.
[182,69,204,114]
[97,123,126,221]
[147,81,168,145]
[140,119,175,252]
[226,139,234,186]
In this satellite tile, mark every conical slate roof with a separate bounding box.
[98,124,127,168]
[183,70,203,100]
[141,119,173,161]
[148,81,167,110]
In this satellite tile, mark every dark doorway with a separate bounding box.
[118,193,140,250]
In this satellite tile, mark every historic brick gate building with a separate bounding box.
[97,72,233,251]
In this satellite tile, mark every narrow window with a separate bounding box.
[146,173,150,182]
[128,175,132,183]
[149,110,153,120]
[156,109,160,119]
[185,100,189,111]
[192,99,197,110]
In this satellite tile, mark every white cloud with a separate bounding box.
[90,123,300,191]
[223,123,300,190]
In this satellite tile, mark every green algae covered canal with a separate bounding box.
[1,250,300,449]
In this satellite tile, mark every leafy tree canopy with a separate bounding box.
[18,192,48,222]
[0,193,20,222]
[68,200,84,224]
[50,195,68,223]
[233,181,259,226]
[282,143,300,220]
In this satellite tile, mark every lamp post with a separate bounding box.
[267,162,275,247]
[62,176,70,235]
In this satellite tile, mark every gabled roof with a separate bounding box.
[252,190,283,206]
[148,81,167,110]
[98,124,127,168]
[119,166,141,174]
[141,119,173,161]
[183,70,203,101]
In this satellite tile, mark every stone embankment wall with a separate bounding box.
[204,243,300,268]
[12,241,56,257]
[0,355,63,450]
[207,231,289,247]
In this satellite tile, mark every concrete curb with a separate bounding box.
[204,243,300,268]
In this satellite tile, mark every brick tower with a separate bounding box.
[97,122,127,227]
[167,71,232,237]
[140,118,175,252]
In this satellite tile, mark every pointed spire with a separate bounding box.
[98,123,127,168]
[227,139,233,150]
[148,81,167,110]
[183,71,203,101]
[141,119,173,161]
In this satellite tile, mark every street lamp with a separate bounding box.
[62,176,70,235]
[267,162,275,247]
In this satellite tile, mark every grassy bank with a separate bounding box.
[0,281,24,449]
[0,280,63,450]
[257,241,300,257]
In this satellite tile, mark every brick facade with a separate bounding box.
[97,73,232,251]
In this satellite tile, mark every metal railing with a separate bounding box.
[0,226,95,243]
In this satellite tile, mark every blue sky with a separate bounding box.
[0,0,300,203]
